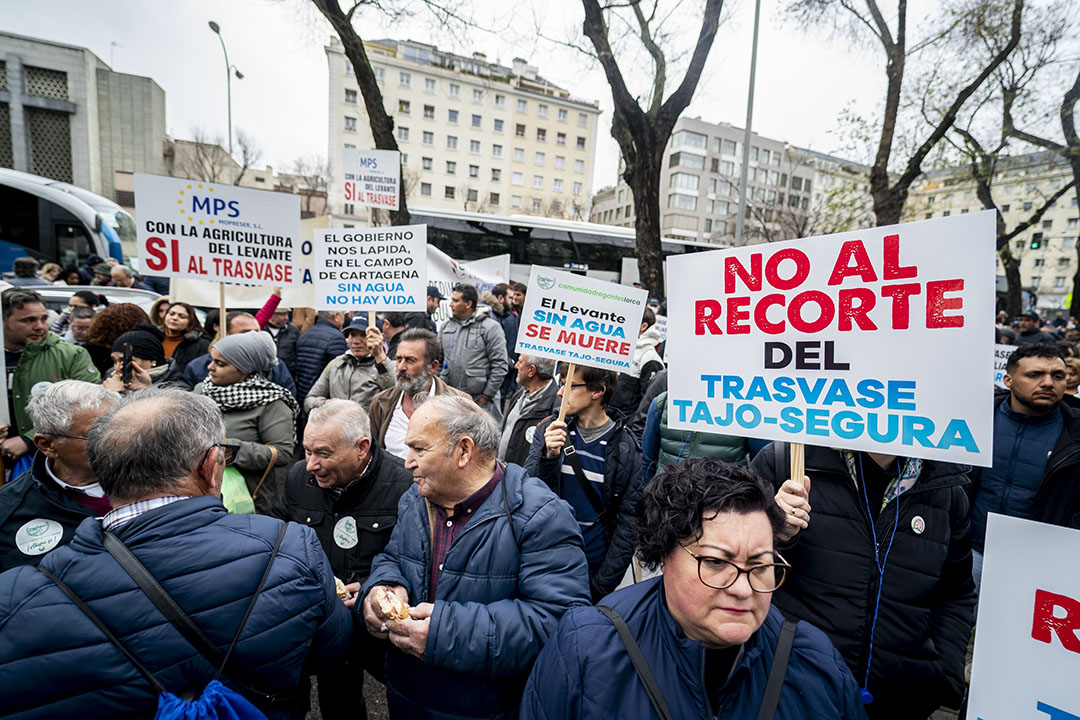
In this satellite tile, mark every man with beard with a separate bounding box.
[368,329,469,461]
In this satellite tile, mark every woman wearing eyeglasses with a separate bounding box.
[194,331,297,515]
[520,457,865,720]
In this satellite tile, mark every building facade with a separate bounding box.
[325,38,602,220]
[904,151,1080,313]
[0,31,166,203]
[589,115,870,246]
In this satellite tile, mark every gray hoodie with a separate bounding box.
[437,305,509,400]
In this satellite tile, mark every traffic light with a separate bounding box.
[1031,238,1042,249]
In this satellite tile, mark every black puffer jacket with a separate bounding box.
[271,445,413,584]
[524,416,643,599]
[167,328,211,374]
[750,443,975,720]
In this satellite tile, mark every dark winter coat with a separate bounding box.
[750,444,976,720]
[267,322,301,375]
[519,577,867,720]
[295,318,348,402]
[271,446,413,584]
[524,416,643,599]
[499,381,559,466]
[0,496,352,719]
[165,328,211,374]
[359,463,590,720]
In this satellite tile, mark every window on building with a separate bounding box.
[1055,276,1067,289]
[669,152,705,170]
[467,188,478,202]
[717,181,731,196]
[531,198,543,212]
[512,172,524,186]
[495,94,506,107]
[448,109,459,123]
[345,89,357,104]
[517,99,528,112]
[424,78,436,93]
[804,179,812,193]
[533,175,544,189]
[711,158,719,173]
[514,147,525,162]
[537,128,547,142]
[1031,276,1041,288]
[470,140,481,154]
[704,218,712,233]
[768,171,779,185]
[469,164,479,178]
[344,116,357,131]
[473,88,484,103]
[558,108,568,122]
[671,130,708,149]
[721,160,735,175]
[423,104,435,119]
[1068,218,1078,228]
[1024,201,1034,211]
[372,66,383,83]
[444,186,455,199]
[1034,258,1045,267]
[1059,257,1070,268]
[492,144,503,157]
[556,132,566,146]
[422,131,434,145]
[344,143,356,149]
[538,104,549,118]
[1043,219,1053,229]
[578,113,588,127]
[397,126,409,141]
[573,182,583,195]
[446,161,457,175]
[576,136,586,150]
[553,178,564,192]
[1001,203,1010,212]
[493,119,504,132]
[399,72,411,87]
[555,156,566,170]
[422,157,433,170]
[421,182,432,196]
[669,172,700,191]
[667,194,698,210]
[511,194,522,208]
[399,100,411,114]
[515,123,526,137]
[722,139,737,155]
[761,149,771,164]
[489,192,500,205]
[447,136,458,149]
[449,83,460,98]
[534,151,546,165]
[791,177,803,191]
[492,168,501,181]
[750,146,759,162]
[470,114,482,129]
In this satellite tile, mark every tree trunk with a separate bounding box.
[1000,246,1023,318]
[1069,164,1080,319]
[631,154,664,298]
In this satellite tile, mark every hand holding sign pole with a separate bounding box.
[557,363,576,423]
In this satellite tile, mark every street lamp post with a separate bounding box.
[734,0,762,246]
[208,21,241,185]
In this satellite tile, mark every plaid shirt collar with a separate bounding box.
[101,496,190,531]
[428,463,505,601]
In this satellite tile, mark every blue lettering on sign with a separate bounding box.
[1035,700,1080,720]
[357,157,378,169]
[192,196,240,217]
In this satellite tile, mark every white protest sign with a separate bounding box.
[994,343,1017,389]
[342,149,400,211]
[653,314,668,342]
[667,211,996,466]
[135,174,300,287]
[968,514,1080,720]
[428,246,510,324]
[515,267,648,373]
[313,225,426,311]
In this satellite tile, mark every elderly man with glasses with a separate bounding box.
[0,380,119,570]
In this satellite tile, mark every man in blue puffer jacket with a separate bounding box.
[0,389,352,719]
[359,394,590,720]
[295,310,348,401]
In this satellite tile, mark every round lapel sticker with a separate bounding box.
[16,519,64,556]
[911,515,926,535]
[334,516,359,549]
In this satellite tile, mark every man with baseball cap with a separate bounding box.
[1014,311,1055,345]
[422,286,443,333]
[304,316,395,412]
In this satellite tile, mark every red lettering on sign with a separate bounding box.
[828,240,878,285]
[696,299,723,335]
[724,254,762,294]
[881,283,922,330]
[883,234,917,280]
[926,279,965,329]
[754,294,786,335]
[1032,589,1080,654]
[764,248,811,290]
[727,297,751,335]
[144,237,168,272]
[788,291,834,333]
[838,288,878,331]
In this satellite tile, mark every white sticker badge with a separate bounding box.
[333,516,359,549]
[911,515,926,535]
[16,518,64,556]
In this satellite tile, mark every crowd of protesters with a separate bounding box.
[0,253,1077,720]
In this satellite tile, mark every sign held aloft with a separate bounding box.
[515,267,648,374]
[313,224,427,311]
[134,174,300,287]
[342,149,400,211]
[667,212,996,466]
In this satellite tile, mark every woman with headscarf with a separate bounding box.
[194,331,297,514]
[156,301,210,374]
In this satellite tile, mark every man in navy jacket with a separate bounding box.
[359,394,590,720]
[0,389,351,719]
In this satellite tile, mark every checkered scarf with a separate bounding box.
[842,450,922,512]
[202,375,299,417]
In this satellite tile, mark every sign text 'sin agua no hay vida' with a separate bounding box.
[515,267,649,373]
[667,211,996,466]
[313,224,427,311]
[134,173,300,287]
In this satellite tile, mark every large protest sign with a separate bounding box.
[515,267,648,374]
[313,225,426,311]
[428,246,510,324]
[342,149,400,211]
[968,514,1080,719]
[134,174,300,287]
[667,211,996,466]
[994,344,1017,389]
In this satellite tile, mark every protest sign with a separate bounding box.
[134,174,300,287]
[342,149,400,211]
[313,225,426,311]
[994,344,1017,389]
[967,514,1080,719]
[667,211,996,466]
[428,246,510,324]
[515,267,648,374]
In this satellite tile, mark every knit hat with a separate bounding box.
[111,323,166,365]
[213,331,279,375]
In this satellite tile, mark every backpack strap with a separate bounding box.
[755,619,799,720]
[103,523,292,709]
[38,565,168,695]
[251,444,279,502]
[597,605,673,720]
[772,441,788,490]
[563,444,608,520]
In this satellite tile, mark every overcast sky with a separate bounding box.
[1,0,887,192]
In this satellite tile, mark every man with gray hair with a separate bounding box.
[272,398,412,720]
[359,394,590,720]
[108,264,149,289]
[0,388,352,717]
[0,381,119,570]
[499,354,559,466]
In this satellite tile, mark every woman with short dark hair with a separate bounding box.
[521,458,866,720]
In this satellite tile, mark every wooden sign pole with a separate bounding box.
[218,283,227,341]
[556,362,577,423]
[790,442,806,489]
[369,311,377,331]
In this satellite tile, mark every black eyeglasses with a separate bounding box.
[200,443,240,467]
[680,545,790,593]
[40,432,88,441]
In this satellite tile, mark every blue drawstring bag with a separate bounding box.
[155,680,266,720]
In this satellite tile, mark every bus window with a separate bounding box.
[0,186,43,253]
[55,222,92,268]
